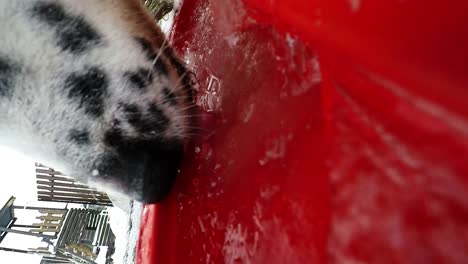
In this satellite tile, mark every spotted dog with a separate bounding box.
[0,0,194,203]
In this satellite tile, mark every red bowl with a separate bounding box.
[137,1,468,263]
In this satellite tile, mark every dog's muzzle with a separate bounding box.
[96,139,183,204]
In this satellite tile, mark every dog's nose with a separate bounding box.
[137,141,183,203]
[98,138,183,203]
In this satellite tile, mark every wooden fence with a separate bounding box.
[31,209,67,236]
[35,163,112,206]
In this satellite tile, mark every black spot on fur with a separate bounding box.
[96,154,124,180]
[120,102,169,134]
[134,37,168,76]
[0,57,17,98]
[111,118,121,127]
[32,2,101,54]
[148,104,170,129]
[68,129,90,145]
[65,67,108,117]
[163,47,194,103]
[104,125,168,156]
[58,20,101,54]
[162,47,198,136]
[125,69,153,90]
[154,59,168,76]
[135,37,157,61]
[104,127,136,155]
[122,103,143,127]
[31,2,66,23]
[162,87,177,105]
[104,127,125,147]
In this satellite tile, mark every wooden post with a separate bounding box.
[0,227,56,239]
[0,247,32,255]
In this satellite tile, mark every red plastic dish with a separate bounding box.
[137,0,468,263]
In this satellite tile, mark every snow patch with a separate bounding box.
[107,201,143,264]
[158,0,183,36]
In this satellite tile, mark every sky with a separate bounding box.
[0,146,45,263]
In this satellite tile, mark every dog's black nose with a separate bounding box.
[98,139,183,203]
[138,140,183,203]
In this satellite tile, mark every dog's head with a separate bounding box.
[0,0,195,203]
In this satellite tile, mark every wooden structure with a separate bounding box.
[28,208,67,237]
[0,197,115,264]
[35,163,112,206]
[55,209,114,263]
[0,197,18,243]
[35,208,115,264]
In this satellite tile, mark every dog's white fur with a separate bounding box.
[0,0,193,202]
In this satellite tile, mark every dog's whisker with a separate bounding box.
[159,95,193,105]
[148,38,168,80]
[177,104,199,112]
[178,125,209,131]
[173,70,190,90]
[166,28,197,46]
[180,132,205,137]
[176,113,204,117]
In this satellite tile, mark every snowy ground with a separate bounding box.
[108,200,143,264]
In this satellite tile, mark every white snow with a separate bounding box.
[158,0,184,36]
[108,201,143,264]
